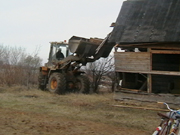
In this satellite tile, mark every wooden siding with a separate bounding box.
[114,52,151,72]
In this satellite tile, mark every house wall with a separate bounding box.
[114,49,180,94]
[114,52,150,72]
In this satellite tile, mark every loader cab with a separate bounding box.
[48,42,69,64]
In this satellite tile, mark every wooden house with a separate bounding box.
[109,0,180,94]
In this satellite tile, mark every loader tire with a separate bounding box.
[38,72,47,90]
[76,75,90,94]
[48,73,66,94]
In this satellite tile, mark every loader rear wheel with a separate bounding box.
[48,73,66,94]
[75,75,90,94]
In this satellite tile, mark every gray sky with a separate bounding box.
[0,0,124,63]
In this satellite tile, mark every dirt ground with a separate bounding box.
[0,88,159,135]
[0,107,149,135]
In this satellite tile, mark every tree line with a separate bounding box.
[0,44,116,93]
[0,45,42,88]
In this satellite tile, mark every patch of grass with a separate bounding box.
[0,87,160,134]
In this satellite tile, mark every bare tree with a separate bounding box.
[85,55,114,93]
[23,55,42,88]
[10,47,26,65]
[106,71,117,92]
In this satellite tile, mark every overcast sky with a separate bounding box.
[0,0,124,63]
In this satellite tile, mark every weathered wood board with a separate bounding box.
[114,52,151,72]
[114,90,180,108]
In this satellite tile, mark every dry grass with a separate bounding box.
[0,86,161,134]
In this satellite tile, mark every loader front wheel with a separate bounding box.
[75,75,90,94]
[48,73,66,94]
[38,72,47,90]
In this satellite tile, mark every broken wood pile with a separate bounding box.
[114,90,180,110]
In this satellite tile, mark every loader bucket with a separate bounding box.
[68,36,101,57]
[69,36,115,60]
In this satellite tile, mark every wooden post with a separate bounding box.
[147,74,152,93]
[147,48,152,93]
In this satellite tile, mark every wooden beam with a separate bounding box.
[120,88,142,93]
[116,42,180,50]
[147,74,152,93]
[113,105,169,112]
[114,52,151,72]
[151,50,180,54]
[115,70,180,76]
[147,48,152,93]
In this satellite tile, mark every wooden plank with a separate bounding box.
[147,74,152,93]
[151,50,180,54]
[114,91,180,107]
[115,65,150,71]
[151,47,180,50]
[114,52,151,72]
[114,52,150,57]
[115,59,150,66]
[113,105,169,112]
[115,57,150,62]
[114,57,150,62]
[120,88,142,93]
[115,70,180,76]
[147,48,152,93]
[115,60,150,65]
[116,42,180,50]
